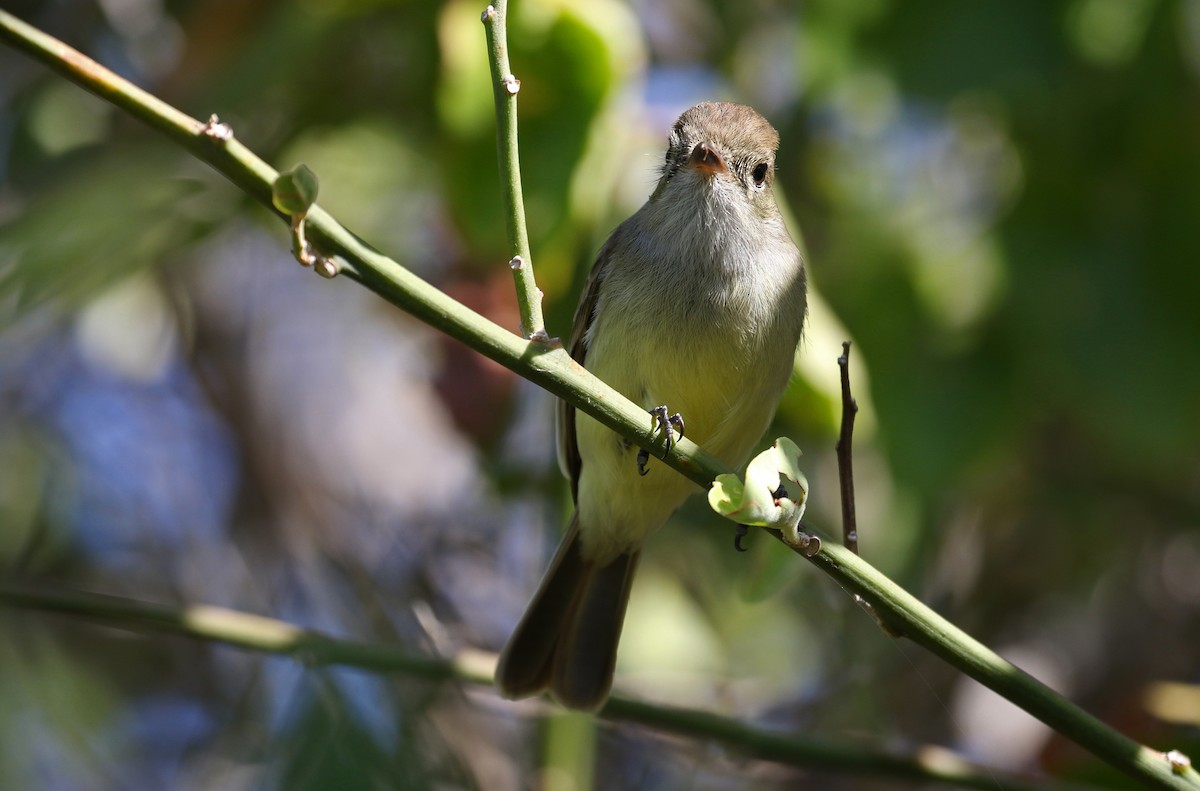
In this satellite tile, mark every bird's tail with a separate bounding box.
[495,514,639,711]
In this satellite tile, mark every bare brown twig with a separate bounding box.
[837,341,860,553]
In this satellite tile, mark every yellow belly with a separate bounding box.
[573,314,792,563]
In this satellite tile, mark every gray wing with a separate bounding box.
[557,238,614,500]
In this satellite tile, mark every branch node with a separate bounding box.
[200,113,233,142]
[1165,750,1192,774]
[501,74,521,95]
[783,527,821,557]
[314,257,339,279]
[481,5,496,23]
[509,255,523,270]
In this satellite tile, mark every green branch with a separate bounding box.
[0,10,1196,790]
[0,584,1107,791]
[480,1,545,339]
[798,538,1197,789]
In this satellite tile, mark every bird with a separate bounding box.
[496,101,808,710]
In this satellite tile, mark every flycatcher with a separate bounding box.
[496,101,808,710]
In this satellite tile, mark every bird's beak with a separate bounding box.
[688,142,727,175]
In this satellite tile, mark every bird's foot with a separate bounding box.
[637,405,685,476]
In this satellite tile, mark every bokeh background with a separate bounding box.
[2,0,1199,789]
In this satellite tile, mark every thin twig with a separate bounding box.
[837,341,859,553]
[0,584,1111,791]
[480,2,546,340]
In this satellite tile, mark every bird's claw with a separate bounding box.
[668,412,685,445]
[637,405,685,476]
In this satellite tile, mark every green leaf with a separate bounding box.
[272,164,319,215]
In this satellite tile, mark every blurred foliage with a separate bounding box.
[2,0,1200,789]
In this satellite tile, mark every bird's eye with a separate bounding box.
[752,162,770,188]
